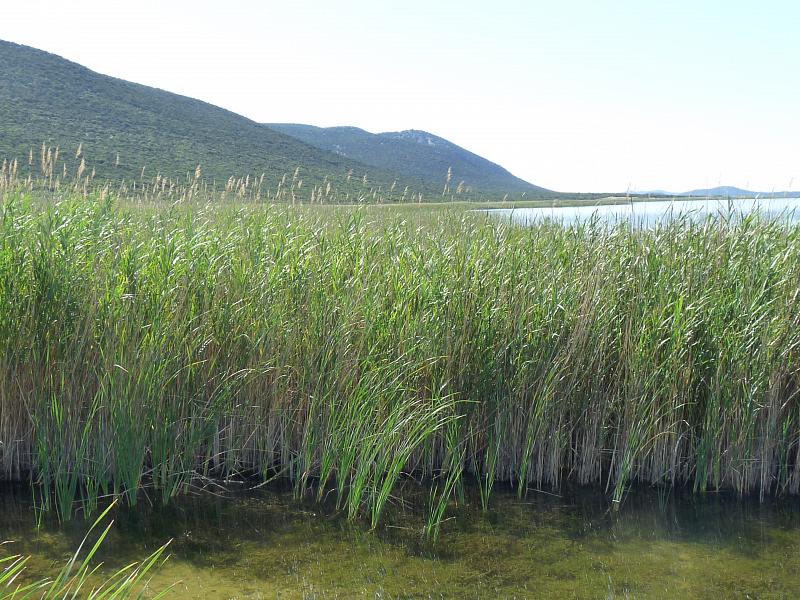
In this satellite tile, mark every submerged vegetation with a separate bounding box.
[1,500,170,598]
[1,186,800,534]
[6,486,800,599]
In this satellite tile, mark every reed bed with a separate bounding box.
[0,146,452,205]
[1,191,800,531]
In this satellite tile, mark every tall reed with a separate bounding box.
[1,146,485,205]
[1,192,799,531]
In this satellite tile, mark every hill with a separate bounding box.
[0,40,548,200]
[682,186,758,197]
[681,186,800,198]
[266,124,550,197]
[0,40,408,194]
[632,187,800,199]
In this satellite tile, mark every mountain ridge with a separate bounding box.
[0,39,547,199]
[0,39,406,193]
[265,123,550,196]
[636,186,799,198]
[682,186,800,198]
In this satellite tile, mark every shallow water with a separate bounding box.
[3,484,800,599]
[483,197,800,227]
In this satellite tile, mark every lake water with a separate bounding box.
[3,484,800,598]
[483,197,800,227]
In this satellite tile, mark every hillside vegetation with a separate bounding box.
[0,40,412,196]
[267,124,550,197]
[0,40,548,200]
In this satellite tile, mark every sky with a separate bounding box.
[1,0,798,193]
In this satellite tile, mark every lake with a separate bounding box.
[482,197,800,227]
[3,484,800,598]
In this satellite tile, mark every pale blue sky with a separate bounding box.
[2,0,798,192]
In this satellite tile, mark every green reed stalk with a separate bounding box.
[1,191,800,531]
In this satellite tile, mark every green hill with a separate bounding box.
[0,40,404,194]
[0,39,550,199]
[681,186,800,198]
[267,124,550,197]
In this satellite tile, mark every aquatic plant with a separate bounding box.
[1,190,799,531]
[0,501,170,598]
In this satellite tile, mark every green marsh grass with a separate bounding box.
[1,191,800,533]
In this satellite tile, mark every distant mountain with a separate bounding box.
[266,124,551,197]
[682,186,758,197]
[633,186,800,198]
[635,190,670,195]
[0,40,410,193]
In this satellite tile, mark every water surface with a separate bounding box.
[484,197,800,227]
[3,485,800,598]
